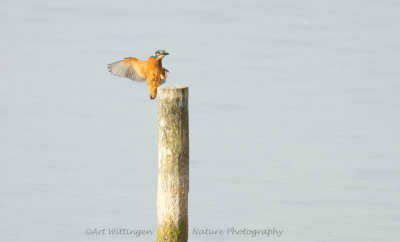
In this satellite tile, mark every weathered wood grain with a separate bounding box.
[157,86,189,242]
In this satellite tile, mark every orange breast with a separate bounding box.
[145,57,164,99]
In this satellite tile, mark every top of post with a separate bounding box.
[158,85,188,90]
[158,86,188,107]
[158,86,188,99]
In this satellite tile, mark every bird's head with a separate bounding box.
[152,49,169,60]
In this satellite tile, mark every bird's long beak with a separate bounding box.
[163,52,169,55]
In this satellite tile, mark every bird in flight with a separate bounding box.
[108,50,169,99]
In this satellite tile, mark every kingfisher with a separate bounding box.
[108,50,170,99]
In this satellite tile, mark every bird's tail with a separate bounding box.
[149,86,157,100]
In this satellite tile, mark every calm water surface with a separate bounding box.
[1,0,399,241]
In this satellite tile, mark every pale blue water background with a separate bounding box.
[1,0,399,241]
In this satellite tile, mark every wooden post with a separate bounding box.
[157,86,189,242]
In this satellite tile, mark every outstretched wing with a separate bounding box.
[108,57,147,82]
